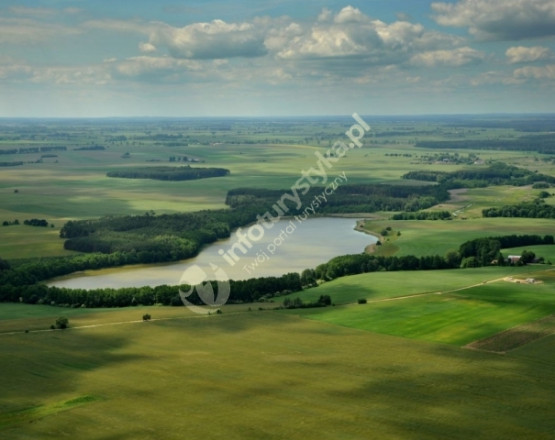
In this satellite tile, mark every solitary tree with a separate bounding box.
[55,316,69,329]
[521,250,536,264]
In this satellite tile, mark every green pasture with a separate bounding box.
[1,307,554,440]
[502,245,555,262]
[287,266,549,306]
[0,224,73,259]
[363,217,555,257]
[286,268,555,346]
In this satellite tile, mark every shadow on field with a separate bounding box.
[0,330,148,416]
[328,341,555,440]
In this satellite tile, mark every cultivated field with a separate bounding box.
[1,305,554,440]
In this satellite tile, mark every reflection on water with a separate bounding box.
[48,217,376,289]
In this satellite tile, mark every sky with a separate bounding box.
[1,0,555,117]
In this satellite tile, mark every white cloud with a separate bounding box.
[150,19,267,59]
[30,65,111,85]
[514,64,555,80]
[506,46,552,64]
[9,6,81,16]
[411,47,485,67]
[273,6,460,66]
[0,18,80,44]
[113,56,202,81]
[432,0,555,40]
[139,42,157,53]
[83,18,155,36]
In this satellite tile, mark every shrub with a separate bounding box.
[55,316,68,329]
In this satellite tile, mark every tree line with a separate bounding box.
[403,162,555,188]
[106,166,230,181]
[482,200,555,219]
[391,211,451,220]
[459,234,553,267]
[414,134,555,154]
[0,146,67,155]
[227,183,449,214]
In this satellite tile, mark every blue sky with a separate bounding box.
[1,0,555,117]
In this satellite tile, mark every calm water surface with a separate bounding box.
[48,217,376,289]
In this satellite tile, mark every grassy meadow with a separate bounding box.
[1,306,555,440]
[286,268,555,345]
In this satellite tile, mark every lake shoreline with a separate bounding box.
[47,217,377,290]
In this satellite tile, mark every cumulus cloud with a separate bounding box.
[410,47,485,67]
[149,19,267,59]
[506,46,552,63]
[139,42,157,53]
[272,6,461,68]
[432,0,555,40]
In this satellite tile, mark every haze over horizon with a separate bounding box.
[1,0,555,118]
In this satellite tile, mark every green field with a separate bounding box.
[1,306,555,440]
[284,267,555,345]
[363,217,555,258]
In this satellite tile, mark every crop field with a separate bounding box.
[284,268,555,345]
[1,305,555,440]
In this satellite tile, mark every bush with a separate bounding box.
[55,316,69,329]
[142,313,151,321]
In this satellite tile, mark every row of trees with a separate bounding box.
[23,219,49,227]
[459,234,553,267]
[482,200,555,219]
[391,211,451,220]
[403,162,555,189]
[0,146,67,155]
[3,219,52,227]
[0,271,303,308]
[106,166,230,181]
[414,134,555,154]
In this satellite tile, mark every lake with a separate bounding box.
[48,217,376,289]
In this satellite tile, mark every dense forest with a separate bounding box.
[106,166,230,181]
[60,208,260,258]
[403,162,555,188]
[227,183,449,214]
[482,200,555,219]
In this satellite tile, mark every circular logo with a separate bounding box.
[178,263,230,314]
